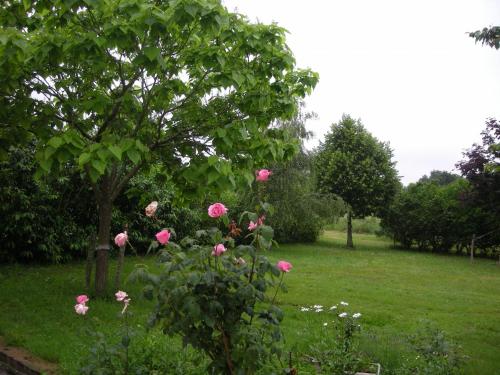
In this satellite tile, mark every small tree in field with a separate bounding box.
[315,114,399,248]
[0,0,317,295]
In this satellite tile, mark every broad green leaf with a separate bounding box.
[78,152,91,166]
[143,46,160,61]
[91,159,106,175]
[108,145,122,160]
[127,149,140,164]
[48,137,64,149]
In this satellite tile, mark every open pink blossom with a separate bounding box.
[248,221,258,231]
[114,232,128,247]
[156,229,171,245]
[277,260,293,273]
[255,169,272,182]
[74,303,89,315]
[115,290,128,302]
[212,243,226,256]
[208,203,228,218]
[145,201,158,217]
[76,294,89,305]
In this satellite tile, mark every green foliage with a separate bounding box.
[328,216,381,235]
[0,145,95,262]
[315,114,400,219]
[131,204,288,374]
[303,303,368,374]
[469,26,500,49]
[1,0,318,195]
[112,168,205,251]
[418,170,460,186]
[234,105,344,244]
[381,179,475,252]
[364,321,466,375]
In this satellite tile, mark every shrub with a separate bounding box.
[0,146,96,263]
[381,178,498,256]
[131,198,291,374]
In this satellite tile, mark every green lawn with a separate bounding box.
[1,231,500,374]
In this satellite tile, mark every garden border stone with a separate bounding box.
[0,338,57,375]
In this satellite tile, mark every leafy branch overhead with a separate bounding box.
[0,0,318,197]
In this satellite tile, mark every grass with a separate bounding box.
[1,230,500,374]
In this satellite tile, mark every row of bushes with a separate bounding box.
[1,144,341,263]
[381,178,499,256]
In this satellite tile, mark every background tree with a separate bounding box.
[469,26,500,49]
[456,118,500,249]
[235,104,344,243]
[418,170,460,186]
[315,114,399,248]
[1,0,318,295]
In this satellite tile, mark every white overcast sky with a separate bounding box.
[223,0,500,184]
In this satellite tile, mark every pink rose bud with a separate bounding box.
[212,243,226,256]
[155,229,171,245]
[255,169,272,182]
[248,221,258,231]
[114,232,128,247]
[145,201,158,217]
[115,290,128,302]
[76,295,89,305]
[277,260,293,273]
[208,203,228,218]
[74,303,89,315]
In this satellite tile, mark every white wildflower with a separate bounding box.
[300,307,310,312]
[338,312,348,318]
[353,313,361,319]
[323,322,328,326]
[340,301,348,306]
[329,305,337,310]
[313,305,323,309]
[315,308,323,313]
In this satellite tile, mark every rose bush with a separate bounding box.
[130,171,292,374]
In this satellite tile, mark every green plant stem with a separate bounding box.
[124,311,129,375]
[270,272,284,306]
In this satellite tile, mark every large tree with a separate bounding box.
[456,119,500,245]
[315,114,399,248]
[0,0,317,295]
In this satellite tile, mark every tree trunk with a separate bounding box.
[470,234,475,262]
[346,210,354,248]
[85,232,96,291]
[95,198,112,296]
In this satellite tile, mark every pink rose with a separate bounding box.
[255,169,272,182]
[277,260,292,273]
[114,232,128,247]
[208,203,228,218]
[115,290,128,302]
[76,295,89,305]
[257,215,265,225]
[145,201,158,217]
[248,221,257,231]
[74,303,89,315]
[156,229,171,245]
[212,243,226,256]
